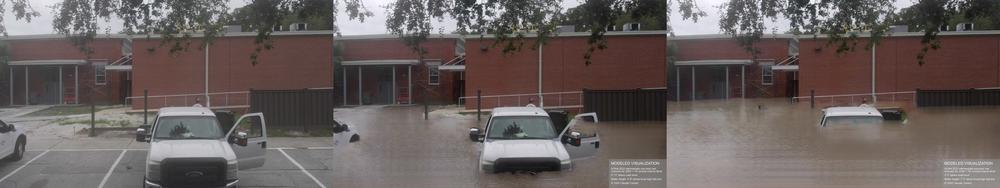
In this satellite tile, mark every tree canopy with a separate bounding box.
[0,0,978,65]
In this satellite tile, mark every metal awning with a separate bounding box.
[106,55,133,71]
[772,65,799,71]
[342,60,421,66]
[8,59,87,66]
[438,55,465,71]
[674,59,753,66]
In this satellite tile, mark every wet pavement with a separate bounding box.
[0,149,333,188]
[667,98,1000,188]
[330,105,666,188]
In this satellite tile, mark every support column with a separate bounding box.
[408,65,413,104]
[75,65,80,104]
[675,67,680,101]
[59,67,64,104]
[342,67,347,105]
[8,67,12,105]
[690,66,695,101]
[392,66,397,104]
[725,66,730,99]
[24,66,29,105]
[741,65,746,98]
[357,66,362,106]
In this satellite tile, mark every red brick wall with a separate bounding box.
[131,35,334,109]
[339,38,459,104]
[798,35,1000,97]
[464,35,668,109]
[6,38,123,105]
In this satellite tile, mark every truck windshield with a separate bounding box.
[823,116,884,126]
[487,116,557,140]
[153,116,224,140]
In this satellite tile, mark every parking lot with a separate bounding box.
[0,148,335,188]
[328,106,666,188]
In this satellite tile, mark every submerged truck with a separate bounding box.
[135,107,268,188]
[468,107,601,173]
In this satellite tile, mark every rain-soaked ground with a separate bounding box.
[329,105,665,188]
[667,98,1000,188]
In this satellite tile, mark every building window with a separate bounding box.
[428,65,440,85]
[95,63,107,85]
[273,24,283,32]
[761,63,774,86]
[291,23,308,31]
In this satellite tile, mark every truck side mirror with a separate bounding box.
[136,125,151,142]
[235,132,249,146]
[469,128,484,142]
[563,131,583,146]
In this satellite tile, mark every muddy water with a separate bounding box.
[328,106,665,188]
[667,98,1000,188]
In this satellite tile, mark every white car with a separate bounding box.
[0,120,26,162]
[136,107,268,188]
[820,106,885,127]
[469,107,600,173]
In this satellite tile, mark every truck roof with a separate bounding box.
[823,106,883,117]
[491,107,548,117]
[158,107,215,117]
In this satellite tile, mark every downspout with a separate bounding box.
[538,42,544,107]
[871,43,876,103]
[205,42,211,107]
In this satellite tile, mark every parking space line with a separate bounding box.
[0,150,50,183]
[277,148,327,188]
[98,150,127,188]
[29,147,334,152]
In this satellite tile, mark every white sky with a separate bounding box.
[3,0,916,36]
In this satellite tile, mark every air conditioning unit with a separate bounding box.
[956,23,974,31]
[290,23,308,31]
[623,23,641,31]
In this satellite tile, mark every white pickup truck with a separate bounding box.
[135,107,268,188]
[0,119,27,162]
[469,107,600,173]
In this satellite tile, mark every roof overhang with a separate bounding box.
[772,65,799,71]
[674,59,753,66]
[342,60,421,66]
[8,59,88,66]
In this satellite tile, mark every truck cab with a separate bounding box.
[136,107,268,188]
[468,107,600,173]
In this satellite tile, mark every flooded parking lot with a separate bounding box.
[330,106,665,188]
[667,98,1000,188]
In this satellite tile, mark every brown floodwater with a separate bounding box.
[327,106,666,188]
[667,98,1000,188]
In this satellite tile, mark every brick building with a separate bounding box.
[798,32,1000,98]
[462,31,669,109]
[2,35,129,106]
[7,29,996,110]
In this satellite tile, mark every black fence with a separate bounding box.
[583,89,667,121]
[916,88,1000,107]
[250,89,334,132]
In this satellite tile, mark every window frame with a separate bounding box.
[94,62,108,85]
[427,61,441,85]
[761,62,774,86]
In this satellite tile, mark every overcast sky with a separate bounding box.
[4,0,916,36]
